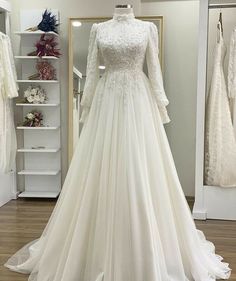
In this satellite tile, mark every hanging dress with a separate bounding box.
[4,14,231,281]
[205,22,236,187]
[0,32,18,174]
[228,26,236,137]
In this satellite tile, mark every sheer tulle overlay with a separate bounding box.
[4,14,231,281]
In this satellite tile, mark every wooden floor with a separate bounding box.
[0,198,235,281]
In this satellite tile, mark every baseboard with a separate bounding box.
[192,203,207,220]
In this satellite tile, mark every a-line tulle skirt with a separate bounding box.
[4,70,231,281]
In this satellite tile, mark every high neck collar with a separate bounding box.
[112,12,135,21]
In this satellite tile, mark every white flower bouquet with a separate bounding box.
[23,110,43,127]
[23,85,47,104]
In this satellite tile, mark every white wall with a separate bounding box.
[9,0,199,196]
[142,1,199,196]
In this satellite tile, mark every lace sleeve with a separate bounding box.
[228,29,236,99]
[146,22,170,124]
[79,23,99,123]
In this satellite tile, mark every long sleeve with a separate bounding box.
[79,23,100,123]
[0,34,18,173]
[2,35,18,98]
[228,28,236,99]
[146,22,170,124]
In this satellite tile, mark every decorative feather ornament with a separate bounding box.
[26,9,59,33]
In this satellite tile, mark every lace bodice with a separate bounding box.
[98,15,148,72]
[80,13,170,124]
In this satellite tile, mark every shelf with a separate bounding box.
[16,126,60,130]
[16,103,59,107]
[17,80,59,83]
[15,56,59,60]
[17,148,60,153]
[18,169,61,175]
[14,31,59,36]
[18,190,60,198]
[15,23,62,198]
[0,0,11,12]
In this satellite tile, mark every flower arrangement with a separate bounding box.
[27,34,61,58]
[37,61,56,80]
[26,9,59,33]
[23,86,47,104]
[23,110,43,127]
[29,60,56,80]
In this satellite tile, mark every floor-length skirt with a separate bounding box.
[4,70,231,281]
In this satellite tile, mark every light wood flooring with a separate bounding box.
[0,198,235,281]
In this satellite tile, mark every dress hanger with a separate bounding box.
[218,10,223,36]
[216,10,223,43]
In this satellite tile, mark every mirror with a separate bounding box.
[68,16,164,164]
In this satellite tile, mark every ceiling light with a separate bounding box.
[72,21,82,27]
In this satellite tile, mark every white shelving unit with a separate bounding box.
[17,80,59,83]
[15,56,58,60]
[17,148,60,153]
[18,191,60,198]
[15,31,58,36]
[16,103,59,107]
[17,126,60,130]
[18,170,60,175]
[15,30,61,198]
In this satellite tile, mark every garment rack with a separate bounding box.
[209,3,236,9]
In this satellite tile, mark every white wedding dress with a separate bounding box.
[4,14,231,281]
[205,22,236,187]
